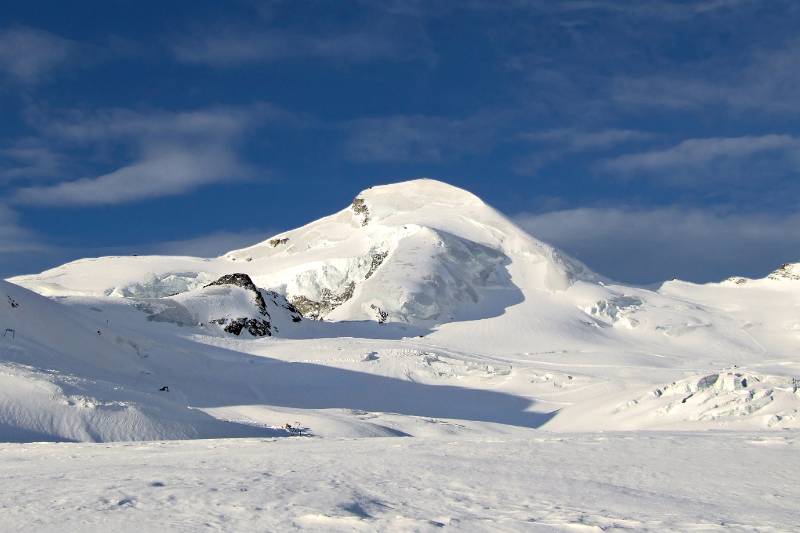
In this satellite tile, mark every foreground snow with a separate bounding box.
[2,431,798,532]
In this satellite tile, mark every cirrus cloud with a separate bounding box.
[601,134,800,185]
[0,26,77,83]
[10,103,287,206]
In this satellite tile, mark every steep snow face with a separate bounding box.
[11,179,595,325]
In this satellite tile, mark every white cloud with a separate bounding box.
[342,114,499,163]
[601,135,800,184]
[523,128,654,151]
[0,140,65,182]
[516,206,800,283]
[25,104,278,144]
[172,24,434,67]
[0,203,52,278]
[14,147,243,206]
[612,39,800,114]
[11,104,281,206]
[0,26,76,83]
[513,128,656,176]
[0,204,41,253]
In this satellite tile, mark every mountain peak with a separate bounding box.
[10,178,596,324]
[358,178,485,207]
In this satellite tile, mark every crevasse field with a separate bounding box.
[2,179,799,531]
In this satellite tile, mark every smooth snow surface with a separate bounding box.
[2,432,799,531]
[2,178,799,529]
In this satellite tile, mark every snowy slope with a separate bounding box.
[3,431,799,532]
[11,179,596,326]
[222,179,597,324]
[0,280,286,442]
[3,179,800,441]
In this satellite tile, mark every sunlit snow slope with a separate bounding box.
[4,179,800,441]
[12,179,595,325]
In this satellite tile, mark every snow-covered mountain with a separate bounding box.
[11,179,596,325]
[3,179,799,442]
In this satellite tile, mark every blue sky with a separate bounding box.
[1,0,799,283]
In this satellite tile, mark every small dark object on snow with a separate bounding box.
[370,304,389,324]
[97,330,102,335]
[7,296,20,309]
[284,423,303,435]
[159,386,169,392]
[3,328,14,339]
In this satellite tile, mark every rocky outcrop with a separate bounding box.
[291,282,355,320]
[365,250,388,279]
[262,290,303,323]
[287,248,388,321]
[351,197,370,226]
[203,273,272,336]
[768,263,800,281]
[722,263,800,285]
[726,277,749,285]
[140,274,302,337]
[205,273,268,315]
[268,237,289,247]
[210,317,270,336]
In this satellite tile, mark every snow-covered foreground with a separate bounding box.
[3,431,798,532]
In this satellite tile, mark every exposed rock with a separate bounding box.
[269,237,289,248]
[291,282,355,320]
[768,263,800,281]
[205,273,268,316]
[262,290,303,323]
[725,276,749,285]
[138,276,301,337]
[210,317,271,337]
[351,197,370,226]
[365,250,388,280]
[202,273,274,336]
